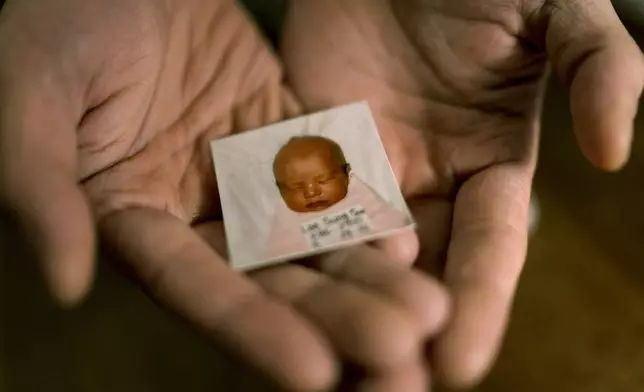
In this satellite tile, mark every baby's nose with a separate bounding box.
[303,183,321,198]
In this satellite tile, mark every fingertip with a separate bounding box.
[371,227,419,266]
[326,287,423,369]
[261,304,339,391]
[44,251,95,308]
[388,267,452,336]
[595,148,631,173]
[431,292,506,389]
[433,335,493,390]
[570,42,644,172]
[252,302,339,391]
[32,179,96,307]
[289,351,339,392]
[424,280,452,334]
[575,122,633,172]
[359,306,421,368]
[356,359,430,392]
[320,243,450,335]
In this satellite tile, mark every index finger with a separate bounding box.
[99,207,337,391]
[432,165,533,388]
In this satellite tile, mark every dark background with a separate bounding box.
[3,1,644,391]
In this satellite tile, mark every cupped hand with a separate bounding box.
[281,0,644,387]
[0,0,449,390]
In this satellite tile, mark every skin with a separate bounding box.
[0,0,447,391]
[273,136,351,213]
[281,0,644,388]
[0,0,642,390]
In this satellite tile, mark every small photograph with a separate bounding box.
[211,102,415,271]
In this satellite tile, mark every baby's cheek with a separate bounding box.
[289,194,305,207]
[325,184,344,201]
[337,182,349,195]
[284,194,296,205]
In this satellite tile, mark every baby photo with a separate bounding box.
[211,102,415,271]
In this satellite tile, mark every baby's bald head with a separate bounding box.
[273,136,347,176]
[273,136,350,213]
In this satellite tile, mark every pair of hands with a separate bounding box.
[1,0,642,390]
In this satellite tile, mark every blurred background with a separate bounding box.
[3,1,644,391]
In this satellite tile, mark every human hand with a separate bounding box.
[0,0,449,390]
[281,0,644,388]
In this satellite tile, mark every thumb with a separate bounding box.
[0,79,95,307]
[536,0,644,171]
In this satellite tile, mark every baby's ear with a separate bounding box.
[345,163,351,174]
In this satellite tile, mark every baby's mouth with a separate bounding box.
[305,200,330,210]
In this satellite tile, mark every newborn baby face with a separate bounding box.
[274,137,350,213]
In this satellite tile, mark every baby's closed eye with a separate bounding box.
[280,182,305,192]
[318,177,334,184]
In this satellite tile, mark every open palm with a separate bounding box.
[0,0,450,390]
[281,0,644,387]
